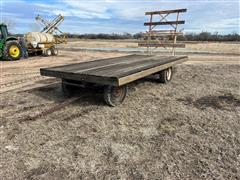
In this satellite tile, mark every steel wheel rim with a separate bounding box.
[111,86,125,103]
[9,45,20,58]
[166,68,172,80]
[47,50,51,56]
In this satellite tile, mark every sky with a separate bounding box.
[0,0,239,34]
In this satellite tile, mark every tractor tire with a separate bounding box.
[103,85,127,107]
[157,67,173,84]
[3,40,22,60]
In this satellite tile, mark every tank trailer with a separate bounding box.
[25,14,66,56]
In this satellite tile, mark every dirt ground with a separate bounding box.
[0,41,240,179]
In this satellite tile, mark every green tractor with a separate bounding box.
[0,23,22,60]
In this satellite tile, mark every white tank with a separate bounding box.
[25,32,55,47]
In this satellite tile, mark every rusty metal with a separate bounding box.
[139,8,187,55]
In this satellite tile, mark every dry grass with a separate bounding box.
[186,42,240,54]
[65,39,138,48]
[65,39,240,54]
[185,55,240,64]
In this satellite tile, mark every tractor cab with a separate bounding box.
[0,23,22,60]
[0,25,3,38]
[0,24,9,39]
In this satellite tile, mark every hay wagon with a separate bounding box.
[40,54,187,106]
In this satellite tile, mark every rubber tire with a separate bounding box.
[157,67,173,84]
[24,51,29,58]
[45,49,52,56]
[36,50,43,56]
[52,48,58,56]
[3,41,22,61]
[103,85,127,107]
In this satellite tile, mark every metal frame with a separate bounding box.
[36,14,67,44]
[139,8,187,55]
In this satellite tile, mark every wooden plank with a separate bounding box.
[142,32,183,37]
[64,55,160,75]
[73,56,158,74]
[150,30,176,33]
[138,43,185,48]
[40,55,188,86]
[42,54,169,74]
[44,54,149,73]
[173,10,180,55]
[83,57,171,77]
[110,56,185,78]
[40,69,119,86]
[144,21,185,26]
[145,9,187,15]
[118,57,188,86]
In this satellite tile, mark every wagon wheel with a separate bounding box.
[104,85,127,107]
[51,48,59,56]
[44,49,52,56]
[157,67,173,83]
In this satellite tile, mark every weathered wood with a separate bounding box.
[172,11,180,55]
[142,32,183,37]
[138,43,185,48]
[143,8,187,54]
[57,55,158,74]
[144,21,185,26]
[41,69,119,86]
[84,57,170,77]
[113,56,186,78]
[40,55,188,86]
[118,57,187,86]
[150,30,177,33]
[47,54,148,73]
[145,9,187,15]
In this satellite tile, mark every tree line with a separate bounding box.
[13,31,240,41]
[66,32,240,41]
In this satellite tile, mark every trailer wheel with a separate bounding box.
[157,67,172,83]
[45,49,52,56]
[52,48,58,56]
[37,50,43,56]
[104,85,127,107]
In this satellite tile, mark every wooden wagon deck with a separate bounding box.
[40,54,187,86]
